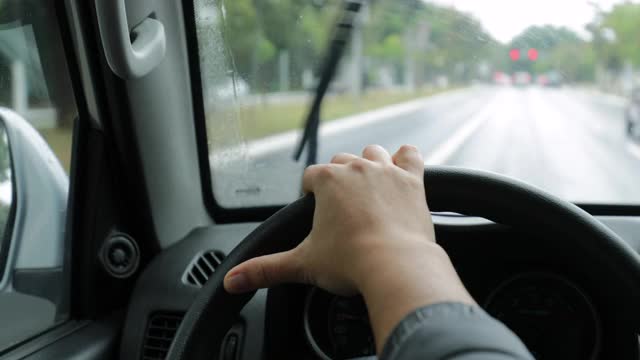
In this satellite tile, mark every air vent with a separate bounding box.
[142,312,183,360]
[183,250,225,287]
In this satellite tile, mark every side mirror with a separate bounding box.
[0,107,69,330]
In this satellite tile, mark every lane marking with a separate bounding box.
[240,86,479,158]
[247,96,430,157]
[424,94,499,165]
[211,86,487,166]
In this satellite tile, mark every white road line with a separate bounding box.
[628,141,640,160]
[244,87,476,158]
[210,86,483,165]
[424,95,499,165]
[247,96,430,157]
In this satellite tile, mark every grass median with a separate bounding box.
[39,127,73,173]
[214,87,452,141]
[38,87,452,171]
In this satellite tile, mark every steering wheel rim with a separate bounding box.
[166,166,640,359]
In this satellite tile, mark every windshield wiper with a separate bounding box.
[293,0,364,166]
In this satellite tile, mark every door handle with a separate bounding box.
[95,0,166,79]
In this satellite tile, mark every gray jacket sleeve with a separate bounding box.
[379,302,534,360]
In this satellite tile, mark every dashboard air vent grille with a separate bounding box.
[142,312,183,360]
[183,250,225,287]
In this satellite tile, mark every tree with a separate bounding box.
[535,43,595,82]
[220,0,260,74]
[213,0,502,91]
[599,3,640,67]
[506,25,594,81]
[363,0,498,84]
[510,25,581,51]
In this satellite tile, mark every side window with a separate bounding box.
[0,2,76,351]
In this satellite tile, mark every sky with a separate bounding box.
[428,0,630,43]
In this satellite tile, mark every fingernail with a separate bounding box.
[225,272,250,293]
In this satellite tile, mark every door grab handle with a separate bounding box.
[95,0,166,79]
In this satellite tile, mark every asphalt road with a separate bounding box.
[212,85,640,206]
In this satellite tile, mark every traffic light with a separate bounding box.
[510,48,538,61]
[509,49,520,61]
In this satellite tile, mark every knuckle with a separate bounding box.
[400,144,418,153]
[305,164,333,180]
[349,158,369,172]
[331,153,348,163]
[388,165,401,177]
[363,144,377,153]
[363,144,383,154]
[303,164,319,177]
[316,165,336,179]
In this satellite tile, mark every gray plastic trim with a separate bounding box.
[95,0,166,79]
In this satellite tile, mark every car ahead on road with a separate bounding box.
[626,88,640,141]
[536,74,549,86]
[493,71,512,86]
[2,1,640,360]
[512,71,531,87]
[546,70,564,87]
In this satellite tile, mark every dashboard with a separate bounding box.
[120,215,640,360]
[302,272,601,360]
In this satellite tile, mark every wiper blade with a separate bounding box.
[293,0,364,166]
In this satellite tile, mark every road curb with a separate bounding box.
[210,87,472,164]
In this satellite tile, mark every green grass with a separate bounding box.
[39,127,73,173]
[34,87,452,171]
[215,88,452,141]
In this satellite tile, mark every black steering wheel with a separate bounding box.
[166,166,640,359]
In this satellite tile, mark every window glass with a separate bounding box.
[195,0,341,207]
[197,0,640,207]
[0,1,75,350]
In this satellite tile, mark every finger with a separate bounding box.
[302,164,339,193]
[224,249,303,293]
[393,145,424,177]
[362,144,392,164]
[330,152,359,164]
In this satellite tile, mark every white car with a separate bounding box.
[512,71,531,87]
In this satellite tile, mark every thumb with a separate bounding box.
[224,249,304,294]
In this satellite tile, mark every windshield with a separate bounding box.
[194,0,640,208]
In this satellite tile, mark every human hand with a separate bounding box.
[223,144,435,295]
[224,144,474,352]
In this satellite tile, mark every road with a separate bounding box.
[211,86,640,207]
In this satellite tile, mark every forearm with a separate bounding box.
[356,241,475,353]
[379,302,534,360]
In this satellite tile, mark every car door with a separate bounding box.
[1,0,255,357]
[0,0,182,358]
[0,0,81,355]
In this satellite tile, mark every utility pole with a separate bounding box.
[278,50,290,92]
[404,20,430,91]
[403,31,415,91]
[349,2,368,97]
[415,20,430,88]
[350,22,363,96]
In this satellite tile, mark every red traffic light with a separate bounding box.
[528,48,538,61]
[509,49,520,61]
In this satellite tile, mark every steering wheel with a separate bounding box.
[166,166,640,359]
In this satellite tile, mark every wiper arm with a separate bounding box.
[293,0,364,166]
